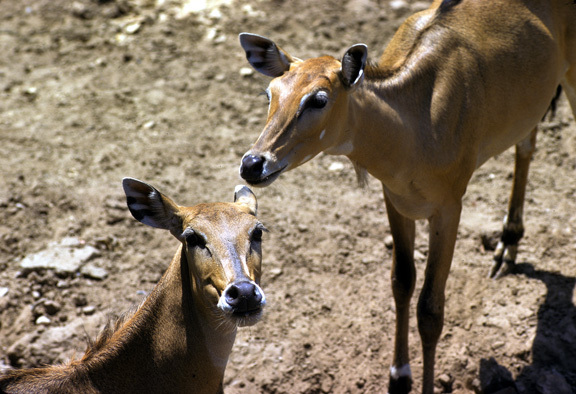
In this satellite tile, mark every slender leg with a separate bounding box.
[418,202,462,394]
[491,128,536,278]
[384,190,416,394]
[562,74,576,120]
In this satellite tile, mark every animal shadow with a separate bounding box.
[479,263,576,394]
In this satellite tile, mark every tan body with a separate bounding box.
[238,0,576,393]
[0,179,266,394]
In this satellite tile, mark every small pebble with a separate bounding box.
[83,305,96,315]
[239,67,253,77]
[384,235,394,249]
[35,315,51,325]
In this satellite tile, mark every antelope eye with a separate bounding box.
[185,231,206,249]
[306,91,328,109]
[252,228,263,242]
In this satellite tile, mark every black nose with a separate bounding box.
[224,281,263,314]
[240,154,265,182]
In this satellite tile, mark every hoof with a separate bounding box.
[389,375,412,394]
[490,241,517,278]
[489,260,515,279]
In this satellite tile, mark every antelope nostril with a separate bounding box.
[224,282,262,312]
[225,285,240,303]
[240,155,265,181]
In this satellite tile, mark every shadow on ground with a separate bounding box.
[479,263,576,394]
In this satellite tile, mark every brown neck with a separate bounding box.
[83,245,237,393]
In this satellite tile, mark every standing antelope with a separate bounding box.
[237,0,576,392]
[0,178,267,394]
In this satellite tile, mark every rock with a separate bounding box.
[239,67,253,77]
[142,120,156,129]
[80,264,109,280]
[42,300,62,316]
[125,22,141,34]
[328,162,345,171]
[83,306,96,315]
[22,86,38,100]
[438,373,453,388]
[0,287,8,298]
[73,294,88,307]
[269,268,283,279]
[480,231,500,251]
[0,359,12,374]
[384,235,394,249]
[19,237,100,276]
[414,250,426,261]
[389,0,410,15]
[35,316,51,325]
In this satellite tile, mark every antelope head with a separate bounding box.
[238,33,368,186]
[122,178,266,328]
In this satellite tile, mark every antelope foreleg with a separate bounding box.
[384,192,416,394]
[491,129,536,278]
[418,204,461,394]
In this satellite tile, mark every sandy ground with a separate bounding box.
[1,0,575,393]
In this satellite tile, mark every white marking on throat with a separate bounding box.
[319,129,326,140]
[198,316,236,372]
[390,364,412,380]
[325,141,354,156]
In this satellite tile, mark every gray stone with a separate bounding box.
[80,264,108,280]
[82,305,96,315]
[42,300,62,315]
[35,315,51,325]
[19,237,100,275]
[0,287,8,298]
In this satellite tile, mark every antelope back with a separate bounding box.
[122,178,266,327]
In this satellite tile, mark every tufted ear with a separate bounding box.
[340,44,368,89]
[122,177,183,237]
[239,33,299,78]
[234,185,258,216]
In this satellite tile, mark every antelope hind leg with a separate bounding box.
[490,129,536,278]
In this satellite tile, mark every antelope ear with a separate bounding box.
[234,185,258,216]
[340,44,368,89]
[122,177,182,236]
[239,33,297,77]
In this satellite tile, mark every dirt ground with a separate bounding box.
[1,0,575,393]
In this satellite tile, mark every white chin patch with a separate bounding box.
[390,364,412,380]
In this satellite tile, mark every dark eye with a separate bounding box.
[252,228,263,242]
[306,91,328,110]
[186,231,206,249]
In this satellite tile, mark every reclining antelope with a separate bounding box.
[0,178,267,394]
[237,0,576,392]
